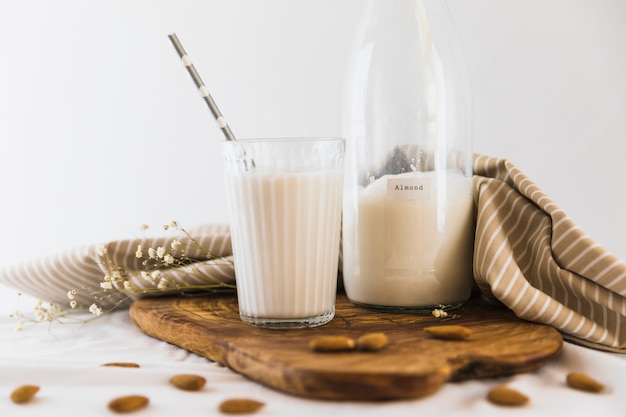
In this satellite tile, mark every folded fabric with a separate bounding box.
[1,155,624,352]
[0,224,236,312]
[472,154,625,352]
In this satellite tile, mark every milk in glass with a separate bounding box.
[226,170,343,319]
[222,138,345,328]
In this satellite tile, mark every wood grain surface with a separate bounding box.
[130,292,563,401]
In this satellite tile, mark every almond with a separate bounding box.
[10,384,40,404]
[108,394,149,413]
[423,325,472,340]
[218,398,265,414]
[169,374,207,391]
[309,335,355,352]
[101,362,140,368]
[356,332,389,352]
[487,385,530,406]
[566,372,605,393]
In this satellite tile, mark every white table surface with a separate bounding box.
[1,286,624,417]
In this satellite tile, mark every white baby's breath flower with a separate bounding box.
[148,247,157,259]
[135,245,144,258]
[69,300,78,309]
[164,254,175,265]
[140,271,150,281]
[34,305,44,321]
[103,273,112,282]
[15,319,24,332]
[97,246,107,257]
[432,308,448,318]
[156,246,166,259]
[163,221,178,231]
[171,240,182,251]
[157,278,169,290]
[150,270,161,281]
[89,303,103,316]
[100,282,113,290]
[67,289,77,300]
[140,224,149,231]
[111,271,124,282]
[123,281,136,291]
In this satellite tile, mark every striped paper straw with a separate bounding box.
[168,32,237,142]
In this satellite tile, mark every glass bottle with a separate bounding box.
[341,0,473,311]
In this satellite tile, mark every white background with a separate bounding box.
[1,0,625,268]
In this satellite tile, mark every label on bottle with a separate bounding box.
[387,177,431,201]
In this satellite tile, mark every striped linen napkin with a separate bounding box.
[473,154,625,352]
[0,155,624,352]
[0,224,236,311]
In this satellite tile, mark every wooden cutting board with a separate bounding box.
[130,291,562,401]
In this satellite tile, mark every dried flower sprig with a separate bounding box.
[431,304,462,320]
[10,297,70,331]
[12,222,236,328]
[70,221,237,318]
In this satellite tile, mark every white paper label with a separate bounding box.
[387,177,431,200]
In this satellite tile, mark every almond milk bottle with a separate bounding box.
[342,0,474,311]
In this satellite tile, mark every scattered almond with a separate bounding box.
[566,372,605,393]
[309,335,356,352]
[169,374,207,391]
[10,384,40,404]
[487,385,529,406]
[101,362,140,368]
[108,394,149,413]
[423,325,472,340]
[356,332,389,352]
[218,398,265,414]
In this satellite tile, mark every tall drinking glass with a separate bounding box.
[222,137,345,328]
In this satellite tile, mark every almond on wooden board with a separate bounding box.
[309,335,356,352]
[218,398,265,414]
[108,395,149,413]
[10,385,40,404]
[423,325,472,340]
[356,332,389,352]
[169,374,207,391]
[566,372,605,393]
[487,385,530,406]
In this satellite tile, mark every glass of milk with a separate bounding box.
[222,138,345,328]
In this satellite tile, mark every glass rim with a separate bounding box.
[222,137,344,144]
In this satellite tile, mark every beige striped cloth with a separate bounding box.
[473,154,625,352]
[1,155,624,352]
[0,224,236,311]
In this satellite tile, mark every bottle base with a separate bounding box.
[349,300,465,314]
[239,308,335,329]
